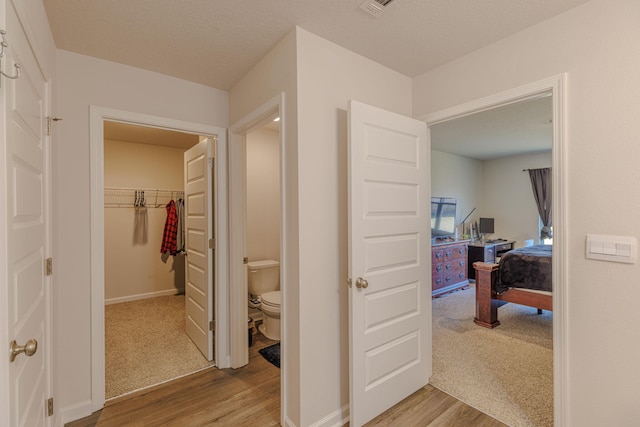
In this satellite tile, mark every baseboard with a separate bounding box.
[309,404,349,427]
[57,399,92,426]
[105,288,185,305]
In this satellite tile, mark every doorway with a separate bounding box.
[89,107,227,411]
[102,121,215,398]
[421,75,567,426]
[229,93,286,424]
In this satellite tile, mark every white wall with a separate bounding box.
[482,152,552,246]
[246,128,281,263]
[53,50,228,420]
[295,29,413,426]
[229,28,301,425]
[104,140,187,302]
[413,0,640,424]
[430,150,483,236]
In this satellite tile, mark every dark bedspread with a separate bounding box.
[496,244,552,294]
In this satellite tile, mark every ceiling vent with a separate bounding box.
[359,0,395,17]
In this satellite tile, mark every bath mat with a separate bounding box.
[259,343,280,368]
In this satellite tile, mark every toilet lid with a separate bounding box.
[261,291,281,307]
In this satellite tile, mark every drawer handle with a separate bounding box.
[436,265,442,271]
[435,253,442,258]
[459,261,465,266]
[445,277,452,282]
[459,249,465,254]
[445,264,451,270]
[446,251,452,257]
[459,273,465,278]
[436,279,442,284]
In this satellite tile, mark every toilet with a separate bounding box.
[247,260,281,341]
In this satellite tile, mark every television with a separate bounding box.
[431,197,457,239]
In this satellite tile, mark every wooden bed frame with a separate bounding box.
[473,262,552,329]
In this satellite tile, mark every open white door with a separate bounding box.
[348,100,431,426]
[184,138,214,361]
[3,2,52,425]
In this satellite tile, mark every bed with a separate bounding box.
[473,244,552,328]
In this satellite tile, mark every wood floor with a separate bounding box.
[67,333,505,427]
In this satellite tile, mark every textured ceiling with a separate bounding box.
[430,95,552,160]
[43,0,590,91]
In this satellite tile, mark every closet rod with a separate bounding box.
[104,187,184,208]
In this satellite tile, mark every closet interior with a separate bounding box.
[103,121,212,399]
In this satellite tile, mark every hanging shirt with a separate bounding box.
[160,200,178,254]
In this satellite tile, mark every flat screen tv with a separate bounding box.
[431,197,457,238]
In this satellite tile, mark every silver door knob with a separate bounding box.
[355,277,368,289]
[10,339,37,362]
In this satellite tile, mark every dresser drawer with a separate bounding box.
[443,244,467,260]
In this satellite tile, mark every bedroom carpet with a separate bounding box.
[105,295,214,399]
[431,285,553,427]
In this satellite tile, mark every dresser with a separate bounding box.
[432,240,469,297]
[467,240,515,280]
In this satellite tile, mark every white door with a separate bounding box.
[3,2,52,426]
[348,100,431,426]
[184,138,214,361]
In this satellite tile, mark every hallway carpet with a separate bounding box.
[105,295,214,399]
[430,286,553,427]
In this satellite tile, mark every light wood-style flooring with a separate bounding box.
[67,333,505,426]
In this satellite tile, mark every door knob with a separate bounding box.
[10,339,37,362]
[355,277,368,289]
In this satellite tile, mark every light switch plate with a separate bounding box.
[586,234,637,264]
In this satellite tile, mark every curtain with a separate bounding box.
[528,167,552,239]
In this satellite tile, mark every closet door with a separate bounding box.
[184,139,213,361]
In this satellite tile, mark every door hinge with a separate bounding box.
[209,320,215,331]
[45,258,53,276]
[209,238,215,249]
[46,397,54,417]
[208,157,214,168]
[45,116,62,136]
[243,257,249,265]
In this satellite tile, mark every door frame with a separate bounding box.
[89,106,227,411]
[228,92,286,423]
[420,74,567,426]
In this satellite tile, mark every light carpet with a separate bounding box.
[430,286,553,427]
[105,295,214,399]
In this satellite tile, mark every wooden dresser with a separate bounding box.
[432,240,469,297]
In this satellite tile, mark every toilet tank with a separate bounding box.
[247,260,280,297]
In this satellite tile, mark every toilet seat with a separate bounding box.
[259,290,281,341]
[260,291,281,310]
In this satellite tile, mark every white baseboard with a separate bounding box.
[309,404,349,427]
[105,288,185,305]
[57,399,92,426]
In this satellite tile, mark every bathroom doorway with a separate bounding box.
[229,93,286,424]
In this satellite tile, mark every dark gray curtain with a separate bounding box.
[528,168,552,239]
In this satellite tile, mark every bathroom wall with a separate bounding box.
[103,139,187,303]
[246,127,281,263]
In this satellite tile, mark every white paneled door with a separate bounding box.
[3,2,52,426]
[348,100,431,426]
[184,138,214,361]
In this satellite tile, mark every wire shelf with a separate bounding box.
[104,187,184,208]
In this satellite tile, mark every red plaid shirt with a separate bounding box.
[161,200,178,254]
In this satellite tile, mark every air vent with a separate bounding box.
[359,0,395,17]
